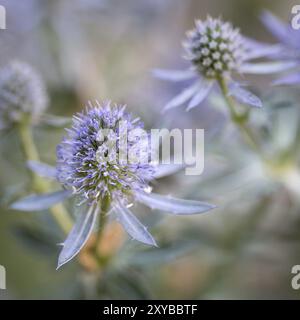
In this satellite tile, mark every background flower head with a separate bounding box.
[0,61,48,128]
[261,10,300,85]
[184,16,246,79]
[154,15,295,112]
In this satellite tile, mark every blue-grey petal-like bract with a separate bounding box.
[27,160,57,179]
[135,191,216,215]
[228,83,262,108]
[153,164,185,179]
[186,80,214,111]
[260,11,296,47]
[153,69,196,82]
[243,42,283,60]
[57,203,99,269]
[273,73,300,86]
[40,114,72,128]
[239,61,296,74]
[114,203,157,247]
[260,11,300,87]
[162,82,200,112]
[10,190,72,211]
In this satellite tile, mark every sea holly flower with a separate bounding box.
[261,11,300,85]
[56,102,154,204]
[11,101,215,268]
[0,61,48,129]
[154,16,294,112]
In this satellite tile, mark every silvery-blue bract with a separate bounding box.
[261,11,300,85]
[154,16,295,112]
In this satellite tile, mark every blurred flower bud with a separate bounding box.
[0,61,48,128]
[184,16,246,79]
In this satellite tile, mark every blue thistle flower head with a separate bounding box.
[56,101,154,203]
[0,61,48,128]
[184,16,246,79]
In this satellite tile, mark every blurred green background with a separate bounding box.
[0,0,300,299]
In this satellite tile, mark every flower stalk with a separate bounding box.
[218,76,263,156]
[17,118,73,234]
[93,195,111,266]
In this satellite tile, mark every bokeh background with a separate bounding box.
[1,0,300,299]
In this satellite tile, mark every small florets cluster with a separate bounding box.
[56,102,154,203]
[184,16,246,79]
[0,61,48,128]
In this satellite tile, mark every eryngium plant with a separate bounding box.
[154,16,294,112]
[0,61,48,129]
[11,101,216,269]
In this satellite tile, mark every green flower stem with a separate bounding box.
[17,120,73,234]
[217,77,300,189]
[218,77,263,156]
[218,78,300,188]
[94,195,111,266]
[17,120,43,189]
